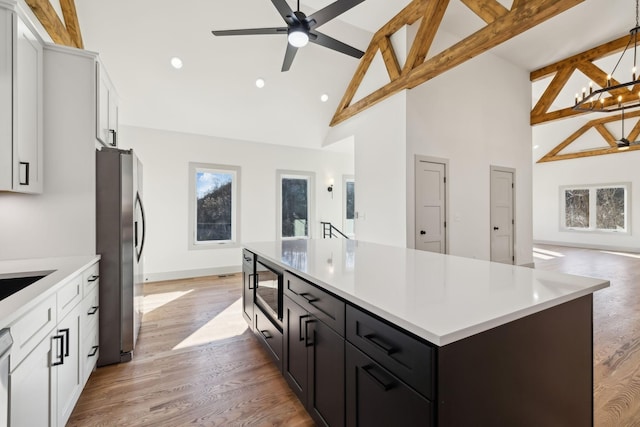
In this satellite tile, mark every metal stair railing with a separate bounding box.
[320,222,349,239]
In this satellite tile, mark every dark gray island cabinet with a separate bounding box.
[243,240,609,426]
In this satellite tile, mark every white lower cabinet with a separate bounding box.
[9,333,55,427]
[8,261,99,426]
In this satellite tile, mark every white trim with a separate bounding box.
[276,169,316,240]
[188,162,241,250]
[342,174,355,237]
[144,266,241,283]
[490,165,516,264]
[559,182,631,234]
[413,155,449,254]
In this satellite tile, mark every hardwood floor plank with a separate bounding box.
[67,274,313,427]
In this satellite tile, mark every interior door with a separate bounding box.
[490,168,514,264]
[415,159,446,253]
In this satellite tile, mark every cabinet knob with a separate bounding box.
[420,230,426,235]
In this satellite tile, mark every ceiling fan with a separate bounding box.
[211,0,366,72]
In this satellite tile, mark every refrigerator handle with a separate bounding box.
[135,191,146,263]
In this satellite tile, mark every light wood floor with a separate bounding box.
[67,245,640,426]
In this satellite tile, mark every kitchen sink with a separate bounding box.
[0,271,55,301]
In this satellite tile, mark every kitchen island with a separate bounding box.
[244,239,609,426]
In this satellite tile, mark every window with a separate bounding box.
[188,163,240,249]
[560,183,629,233]
[343,175,355,236]
[277,171,315,239]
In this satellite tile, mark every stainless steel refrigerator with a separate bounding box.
[96,147,146,366]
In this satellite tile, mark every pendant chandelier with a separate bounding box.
[573,0,640,112]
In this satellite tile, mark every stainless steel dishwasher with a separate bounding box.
[0,329,12,427]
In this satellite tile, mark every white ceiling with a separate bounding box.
[72,0,630,149]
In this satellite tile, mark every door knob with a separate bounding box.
[493,226,499,230]
[420,230,426,235]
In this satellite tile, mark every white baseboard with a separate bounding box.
[533,240,640,254]
[145,265,241,283]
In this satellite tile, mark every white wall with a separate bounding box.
[533,142,640,251]
[326,39,534,264]
[0,46,97,261]
[407,51,534,265]
[326,94,408,247]
[119,126,354,281]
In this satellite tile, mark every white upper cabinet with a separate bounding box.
[0,6,43,194]
[96,62,118,147]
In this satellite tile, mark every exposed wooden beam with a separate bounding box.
[460,0,509,24]
[402,0,449,72]
[24,0,75,47]
[379,36,401,80]
[537,110,640,162]
[59,0,83,48]
[332,0,583,127]
[531,34,630,82]
[529,32,639,126]
[531,66,574,118]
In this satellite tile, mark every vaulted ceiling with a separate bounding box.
[67,0,628,149]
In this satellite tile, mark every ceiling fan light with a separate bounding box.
[288,30,309,48]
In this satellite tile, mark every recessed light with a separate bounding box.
[256,78,265,88]
[170,57,183,69]
[320,93,329,102]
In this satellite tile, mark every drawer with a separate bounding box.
[82,262,100,298]
[82,326,99,384]
[284,271,345,336]
[254,306,283,372]
[346,342,433,427]
[346,305,435,400]
[57,274,82,319]
[9,293,56,371]
[81,287,99,337]
[242,249,255,267]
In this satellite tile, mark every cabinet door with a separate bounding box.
[14,16,43,193]
[55,304,82,427]
[346,343,433,427]
[283,296,309,406]
[108,91,118,147]
[10,334,55,427]
[96,63,110,145]
[309,319,345,427]
[0,9,12,190]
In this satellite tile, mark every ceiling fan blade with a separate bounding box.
[282,43,298,72]
[309,31,364,59]
[272,0,298,25]
[307,0,366,28]
[212,27,287,36]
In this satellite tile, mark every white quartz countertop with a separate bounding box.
[0,255,100,327]
[244,239,609,346]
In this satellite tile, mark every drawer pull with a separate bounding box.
[362,365,394,391]
[248,274,256,290]
[87,306,99,315]
[300,292,319,303]
[364,333,396,355]
[52,334,65,366]
[304,319,315,347]
[87,275,99,283]
[259,329,272,340]
[60,328,70,357]
[243,256,252,262]
[88,345,99,357]
[298,314,310,341]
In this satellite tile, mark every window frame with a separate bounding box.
[559,182,631,234]
[188,162,241,250]
[276,170,315,240]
